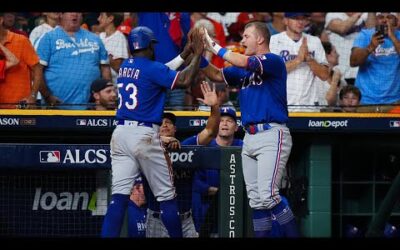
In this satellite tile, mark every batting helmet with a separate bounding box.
[128,26,158,53]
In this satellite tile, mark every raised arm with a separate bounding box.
[173,27,203,89]
[350,32,384,67]
[196,82,220,145]
[203,28,249,68]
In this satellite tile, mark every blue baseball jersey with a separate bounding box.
[222,53,288,126]
[116,57,179,124]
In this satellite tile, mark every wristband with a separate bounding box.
[200,56,209,68]
[217,48,228,58]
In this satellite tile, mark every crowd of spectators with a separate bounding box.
[0,11,399,113]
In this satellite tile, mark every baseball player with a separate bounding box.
[101,25,205,238]
[145,82,220,238]
[200,21,300,237]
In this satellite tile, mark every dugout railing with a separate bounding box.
[1,110,400,237]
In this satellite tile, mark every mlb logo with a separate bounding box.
[133,42,139,49]
[390,120,400,128]
[40,151,61,163]
[76,119,87,126]
[189,119,201,126]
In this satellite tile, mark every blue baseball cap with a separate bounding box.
[220,107,237,121]
[284,12,310,18]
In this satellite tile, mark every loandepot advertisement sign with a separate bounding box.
[308,119,349,128]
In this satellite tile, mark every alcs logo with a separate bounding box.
[39,149,108,164]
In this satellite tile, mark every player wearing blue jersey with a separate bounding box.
[101,26,205,238]
[201,22,300,237]
[145,82,220,237]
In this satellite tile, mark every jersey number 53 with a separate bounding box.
[118,83,138,110]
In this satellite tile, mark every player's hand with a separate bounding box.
[202,28,221,55]
[197,81,218,107]
[130,183,146,207]
[191,27,205,56]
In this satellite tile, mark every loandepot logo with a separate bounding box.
[308,120,349,128]
[32,187,108,216]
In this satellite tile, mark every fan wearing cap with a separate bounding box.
[269,12,329,112]
[143,82,220,238]
[89,79,117,110]
[97,13,129,85]
[350,12,400,105]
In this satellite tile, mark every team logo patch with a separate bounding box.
[40,151,61,163]
[76,119,87,126]
[189,119,201,126]
[390,120,400,128]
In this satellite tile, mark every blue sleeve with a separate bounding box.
[353,29,372,49]
[193,169,210,195]
[180,12,191,47]
[222,66,245,87]
[247,53,284,77]
[181,135,198,146]
[147,61,179,89]
[36,32,51,65]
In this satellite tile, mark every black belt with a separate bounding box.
[151,210,192,220]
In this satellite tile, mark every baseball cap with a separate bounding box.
[220,107,237,121]
[89,79,114,102]
[91,79,114,93]
[284,12,311,18]
[376,12,397,17]
[163,112,176,125]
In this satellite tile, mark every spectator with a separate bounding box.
[88,78,117,110]
[29,12,61,47]
[2,12,29,37]
[0,12,41,109]
[339,85,361,112]
[317,41,347,107]
[350,12,400,105]
[190,107,242,237]
[36,12,111,110]
[305,12,329,42]
[97,12,129,84]
[267,12,286,36]
[270,12,329,112]
[325,12,368,85]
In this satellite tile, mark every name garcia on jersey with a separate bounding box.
[118,67,140,79]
